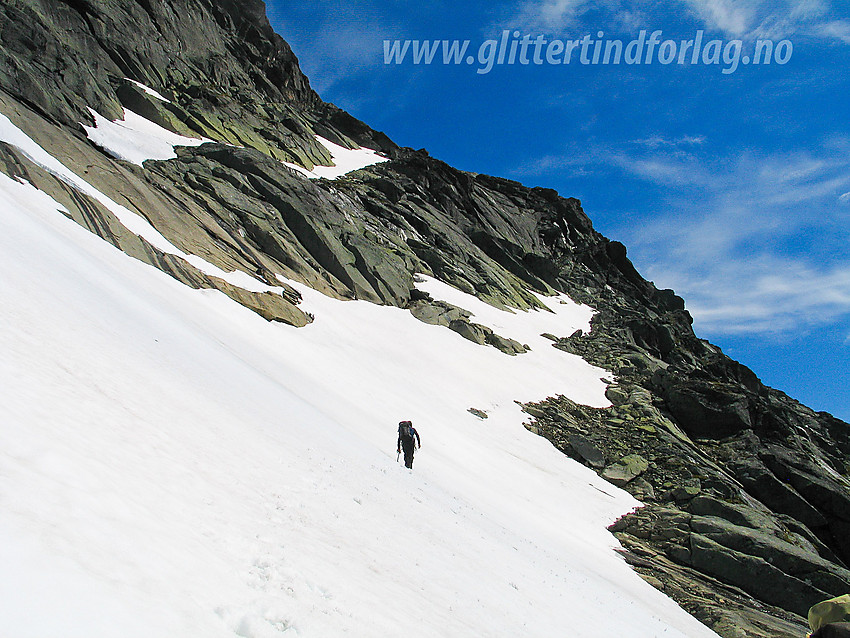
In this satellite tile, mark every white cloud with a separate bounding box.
[510,0,599,30]
[789,0,830,20]
[613,147,850,336]
[676,0,850,44]
[269,2,406,97]
[516,142,850,338]
[646,257,850,335]
[609,153,712,187]
[528,0,589,27]
[288,25,391,94]
[511,0,849,45]
[630,135,707,149]
[678,0,759,36]
[509,0,645,31]
[818,20,850,44]
[515,153,596,177]
[512,0,749,32]
[614,146,850,207]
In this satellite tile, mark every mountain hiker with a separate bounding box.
[397,420,421,469]
[807,594,850,638]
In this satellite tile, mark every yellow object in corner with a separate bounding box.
[809,594,850,632]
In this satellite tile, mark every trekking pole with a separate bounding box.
[396,450,400,462]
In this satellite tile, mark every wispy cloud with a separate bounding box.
[818,20,850,44]
[608,152,712,187]
[644,256,850,335]
[511,0,849,45]
[679,0,759,36]
[513,119,850,337]
[269,1,403,96]
[609,145,850,336]
[512,0,595,30]
[630,135,708,149]
[677,0,832,38]
[508,0,647,31]
[515,138,711,184]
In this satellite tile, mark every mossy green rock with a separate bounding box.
[602,454,649,486]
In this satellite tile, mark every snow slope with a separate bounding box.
[0,112,278,294]
[0,131,720,636]
[81,104,386,180]
[124,78,172,103]
[283,136,389,179]
[83,108,211,166]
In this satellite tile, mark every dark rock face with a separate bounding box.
[1,2,848,638]
[0,0,394,168]
[663,381,753,438]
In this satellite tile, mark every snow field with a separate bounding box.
[0,109,721,637]
[80,100,387,181]
[0,112,282,294]
[124,79,172,103]
[283,136,389,179]
[83,107,210,166]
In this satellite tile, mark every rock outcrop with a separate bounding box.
[0,2,848,637]
[522,254,850,636]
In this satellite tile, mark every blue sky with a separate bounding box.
[267,0,850,422]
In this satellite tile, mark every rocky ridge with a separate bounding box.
[521,266,850,636]
[0,1,848,637]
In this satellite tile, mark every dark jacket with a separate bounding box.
[398,426,420,451]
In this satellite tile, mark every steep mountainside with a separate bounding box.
[1,1,849,637]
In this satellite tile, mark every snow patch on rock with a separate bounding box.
[285,136,388,180]
[82,107,211,166]
[0,112,276,294]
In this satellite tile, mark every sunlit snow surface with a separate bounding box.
[124,78,171,103]
[0,114,720,637]
[0,113,276,294]
[83,108,211,166]
[284,136,389,179]
[82,103,386,180]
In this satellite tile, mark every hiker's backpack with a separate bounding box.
[399,422,415,442]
